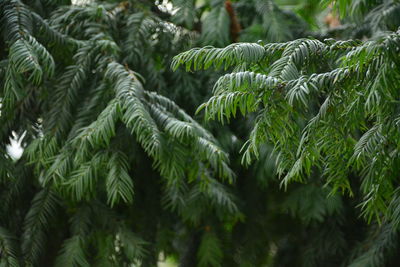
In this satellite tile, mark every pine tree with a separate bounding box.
[3,0,400,266]
[0,0,240,265]
[174,0,400,266]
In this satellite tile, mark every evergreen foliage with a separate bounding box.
[175,0,400,224]
[2,0,400,266]
[174,0,400,265]
[0,0,238,265]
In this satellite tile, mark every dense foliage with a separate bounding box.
[1,0,400,266]
[0,0,239,266]
[174,32,400,222]
[174,0,400,266]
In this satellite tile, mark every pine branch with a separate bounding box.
[22,188,60,265]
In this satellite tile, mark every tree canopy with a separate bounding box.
[1,0,400,266]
